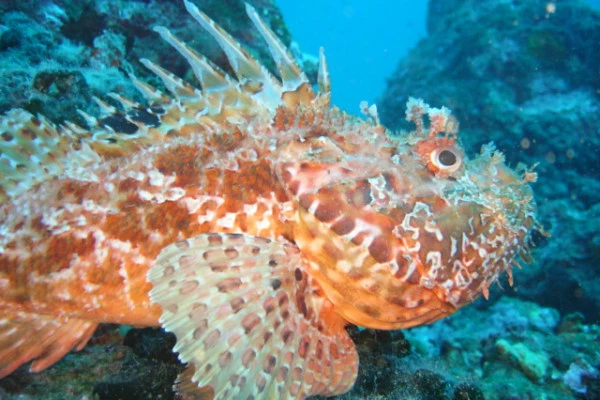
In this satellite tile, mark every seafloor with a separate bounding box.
[0,0,599,399]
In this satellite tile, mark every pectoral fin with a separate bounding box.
[148,233,358,399]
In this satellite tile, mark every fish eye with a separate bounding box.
[438,150,456,166]
[430,146,462,173]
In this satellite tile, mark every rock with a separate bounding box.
[453,382,485,400]
[563,359,599,396]
[411,368,451,399]
[496,339,550,383]
[123,327,179,364]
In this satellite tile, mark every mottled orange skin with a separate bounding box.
[0,98,537,395]
[0,122,293,327]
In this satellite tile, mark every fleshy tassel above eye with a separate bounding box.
[147,233,358,399]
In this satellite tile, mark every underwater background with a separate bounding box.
[0,0,599,399]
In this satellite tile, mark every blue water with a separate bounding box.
[278,0,427,114]
[280,0,600,114]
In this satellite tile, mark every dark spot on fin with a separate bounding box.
[271,278,281,290]
[150,105,166,115]
[127,107,160,127]
[100,114,138,134]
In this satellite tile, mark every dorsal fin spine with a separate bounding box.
[62,121,89,136]
[107,93,139,110]
[93,96,117,115]
[318,47,330,95]
[0,110,74,199]
[0,2,325,201]
[76,110,98,128]
[139,58,200,100]
[316,47,331,108]
[183,0,282,109]
[128,74,171,104]
[153,26,234,94]
[244,3,311,93]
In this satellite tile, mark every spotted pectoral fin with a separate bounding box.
[0,310,97,378]
[148,233,358,399]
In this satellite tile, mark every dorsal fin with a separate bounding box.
[0,109,89,202]
[245,3,311,94]
[315,47,331,109]
[153,26,234,95]
[108,92,142,110]
[183,0,283,109]
[139,58,202,101]
[128,74,172,104]
[0,104,169,201]
[93,96,119,115]
[0,2,328,201]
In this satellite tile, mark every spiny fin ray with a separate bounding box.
[153,26,233,94]
[245,3,312,94]
[0,110,76,201]
[318,47,330,94]
[0,311,97,378]
[140,58,200,100]
[129,74,171,104]
[0,1,328,201]
[315,47,331,109]
[183,0,283,109]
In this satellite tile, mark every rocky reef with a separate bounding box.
[0,0,315,125]
[380,0,600,326]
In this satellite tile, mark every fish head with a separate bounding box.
[277,99,537,330]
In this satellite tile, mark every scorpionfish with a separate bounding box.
[0,1,538,399]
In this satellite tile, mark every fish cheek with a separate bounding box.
[420,202,512,305]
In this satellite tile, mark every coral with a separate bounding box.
[563,359,599,395]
